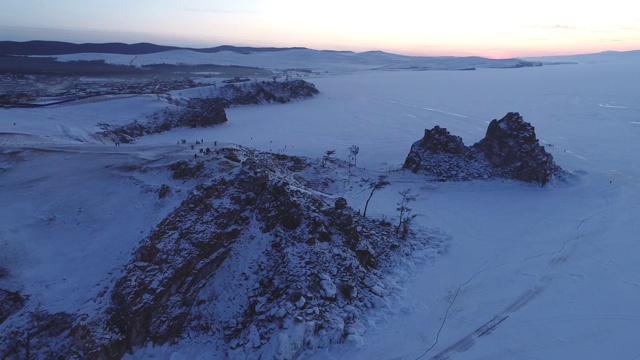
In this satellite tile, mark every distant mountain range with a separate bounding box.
[523,50,640,64]
[0,40,307,56]
[2,41,637,74]
[1,41,638,65]
[0,41,543,72]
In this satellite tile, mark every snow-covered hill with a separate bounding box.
[50,48,541,73]
[1,59,639,359]
[523,49,640,64]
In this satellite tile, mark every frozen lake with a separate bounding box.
[138,63,640,177]
[139,63,640,359]
[2,61,639,360]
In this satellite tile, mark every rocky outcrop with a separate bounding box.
[403,126,493,181]
[106,147,421,358]
[96,98,228,143]
[180,98,228,128]
[1,146,440,359]
[404,112,565,185]
[474,112,561,184]
[95,79,318,144]
[215,79,319,106]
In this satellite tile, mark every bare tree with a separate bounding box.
[361,175,390,217]
[349,145,360,167]
[396,188,418,239]
[322,150,336,167]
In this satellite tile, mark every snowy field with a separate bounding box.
[1,59,639,359]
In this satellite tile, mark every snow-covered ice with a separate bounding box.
[1,57,639,359]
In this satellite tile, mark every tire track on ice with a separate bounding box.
[414,190,610,360]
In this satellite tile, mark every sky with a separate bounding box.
[1,0,639,58]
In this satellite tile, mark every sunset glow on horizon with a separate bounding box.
[1,0,639,58]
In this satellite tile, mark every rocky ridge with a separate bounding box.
[0,146,445,359]
[96,79,319,143]
[403,112,566,185]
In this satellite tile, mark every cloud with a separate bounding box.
[616,25,640,31]
[549,24,578,30]
[181,7,262,14]
[527,24,579,30]
[528,23,634,35]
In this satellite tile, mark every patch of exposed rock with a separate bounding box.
[403,112,565,185]
[0,310,88,359]
[0,289,26,325]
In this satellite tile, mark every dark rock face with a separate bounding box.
[181,98,228,128]
[334,197,348,210]
[216,79,319,106]
[157,184,171,199]
[404,112,564,185]
[169,160,205,180]
[0,308,122,360]
[0,289,25,324]
[97,100,228,144]
[403,126,489,181]
[416,126,466,154]
[474,112,560,184]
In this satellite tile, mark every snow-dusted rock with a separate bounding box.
[404,112,566,185]
[0,146,440,359]
[271,308,285,319]
[248,325,261,348]
[320,278,337,300]
[295,296,307,309]
[370,285,387,297]
[95,79,318,143]
[345,334,364,348]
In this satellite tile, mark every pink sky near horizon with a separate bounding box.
[1,0,639,59]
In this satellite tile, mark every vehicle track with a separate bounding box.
[413,189,611,360]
